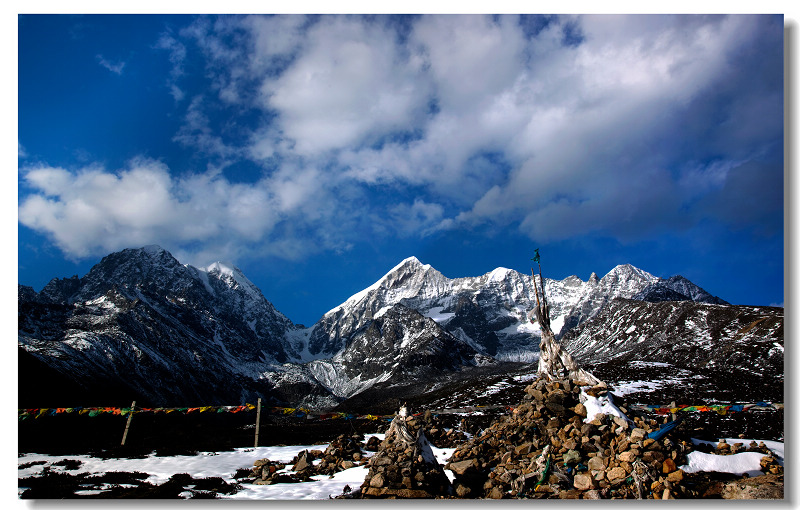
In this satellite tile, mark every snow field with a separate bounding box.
[18,430,784,500]
[18,433,460,500]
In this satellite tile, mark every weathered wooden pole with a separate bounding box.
[254,397,262,448]
[121,401,136,446]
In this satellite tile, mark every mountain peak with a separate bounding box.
[392,256,429,273]
[140,244,167,256]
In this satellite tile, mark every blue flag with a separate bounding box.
[532,249,540,263]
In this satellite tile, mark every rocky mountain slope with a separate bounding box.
[18,246,324,407]
[561,298,782,373]
[306,304,495,398]
[18,245,747,409]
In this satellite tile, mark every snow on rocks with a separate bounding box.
[243,433,367,486]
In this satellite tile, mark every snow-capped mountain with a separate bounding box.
[632,275,729,305]
[305,257,714,363]
[18,246,734,409]
[18,246,320,406]
[306,304,494,399]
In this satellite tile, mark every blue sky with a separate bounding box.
[17,14,785,326]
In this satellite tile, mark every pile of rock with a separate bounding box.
[364,435,382,451]
[426,426,469,448]
[694,438,778,461]
[358,407,451,498]
[247,433,367,485]
[445,375,699,499]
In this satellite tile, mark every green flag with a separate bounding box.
[532,249,540,263]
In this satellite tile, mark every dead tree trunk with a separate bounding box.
[531,260,602,387]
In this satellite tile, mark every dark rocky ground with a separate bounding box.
[18,358,783,499]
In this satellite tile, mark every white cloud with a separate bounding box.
[96,54,125,75]
[452,15,780,241]
[261,16,430,155]
[18,157,357,263]
[21,15,782,265]
[155,33,187,101]
[410,15,526,112]
[173,96,241,159]
[388,199,446,237]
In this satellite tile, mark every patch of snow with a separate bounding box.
[625,325,636,334]
[550,316,566,335]
[18,435,384,500]
[373,306,391,319]
[475,381,511,398]
[425,306,455,323]
[691,438,784,463]
[512,373,538,383]
[399,329,415,349]
[283,327,314,362]
[203,262,262,302]
[581,390,630,423]
[498,321,537,337]
[487,267,512,283]
[681,451,769,477]
[611,376,690,397]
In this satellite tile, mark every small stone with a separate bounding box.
[666,470,684,483]
[618,451,636,463]
[369,472,385,488]
[573,473,597,490]
[455,482,472,497]
[559,489,581,499]
[587,456,606,471]
[630,428,647,442]
[662,458,677,474]
[515,443,533,456]
[642,451,664,463]
[583,489,601,499]
[488,487,505,499]
[563,450,582,465]
[448,459,479,476]
[607,467,627,484]
[292,453,311,472]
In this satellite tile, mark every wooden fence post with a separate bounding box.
[254,398,262,448]
[121,401,136,446]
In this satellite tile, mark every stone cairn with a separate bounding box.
[445,376,686,499]
[444,375,779,499]
[246,433,366,485]
[358,405,452,498]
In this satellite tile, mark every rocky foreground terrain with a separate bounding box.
[232,374,783,500]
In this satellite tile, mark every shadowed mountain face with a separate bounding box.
[18,246,310,407]
[561,298,782,375]
[19,246,758,410]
